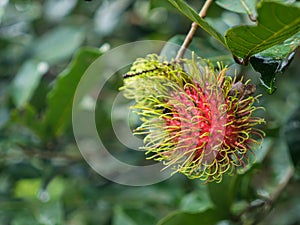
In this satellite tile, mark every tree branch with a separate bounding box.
[175,0,214,60]
[235,167,295,224]
[270,166,294,203]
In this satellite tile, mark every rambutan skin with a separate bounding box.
[121,54,265,183]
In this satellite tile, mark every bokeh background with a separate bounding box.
[0,0,300,224]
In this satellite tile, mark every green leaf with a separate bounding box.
[150,0,176,11]
[268,139,294,193]
[10,60,48,108]
[253,32,300,60]
[160,35,233,65]
[225,2,300,61]
[157,209,224,225]
[168,0,226,46]
[250,32,300,94]
[179,186,214,213]
[44,177,65,201]
[11,105,44,137]
[35,201,63,225]
[113,206,138,225]
[14,178,41,199]
[216,0,257,15]
[117,207,157,225]
[32,26,85,64]
[207,174,238,216]
[250,56,279,94]
[43,47,102,137]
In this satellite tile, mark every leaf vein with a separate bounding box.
[246,18,300,57]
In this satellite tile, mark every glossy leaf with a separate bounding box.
[250,32,299,94]
[168,0,226,46]
[225,2,300,61]
[252,32,300,61]
[32,26,85,64]
[157,209,224,225]
[216,0,257,15]
[43,47,102,137]
[250,56,279,94]
[10,60,48,108]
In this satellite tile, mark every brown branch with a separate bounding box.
[235,166,295,224]
[175,0,214,60]
[269,166,294,203]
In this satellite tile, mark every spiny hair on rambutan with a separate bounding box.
[120,54,265,183]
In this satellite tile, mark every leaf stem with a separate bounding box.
[175,0,214,60]
[240,0,256,22]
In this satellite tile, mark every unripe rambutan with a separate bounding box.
[120,54,265,183]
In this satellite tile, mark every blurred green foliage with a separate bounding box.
[0,0,300,224]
